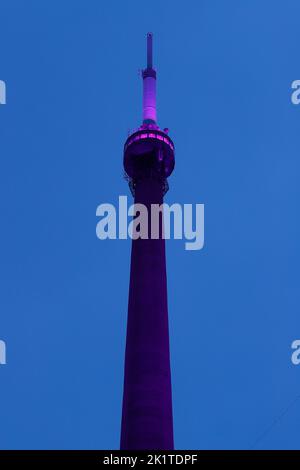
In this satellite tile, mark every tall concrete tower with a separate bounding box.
[121,33,175,450]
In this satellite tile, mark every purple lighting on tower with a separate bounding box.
[142,33,157,123]
[121,33,175,450]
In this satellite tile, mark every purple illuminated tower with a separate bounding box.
[121,33,175,450]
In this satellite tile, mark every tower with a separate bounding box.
[121,33,175,450]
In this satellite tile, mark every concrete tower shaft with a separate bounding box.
[121,33,175,450]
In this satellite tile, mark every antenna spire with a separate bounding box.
[147,32,153,69]
[142,33,157,124]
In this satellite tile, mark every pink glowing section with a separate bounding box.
[143,76,156,122]
[125,132,174,152]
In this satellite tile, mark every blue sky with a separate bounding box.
[0,0,300,449]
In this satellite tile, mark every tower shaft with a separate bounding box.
[121,33,175,450]
[120,177,173,450]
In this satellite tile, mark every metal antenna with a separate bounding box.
[142,33,157,123]
[147,32,153,69]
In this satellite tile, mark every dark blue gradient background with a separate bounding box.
[0,0,299,449]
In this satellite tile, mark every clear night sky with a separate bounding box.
[0,0,299,449]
